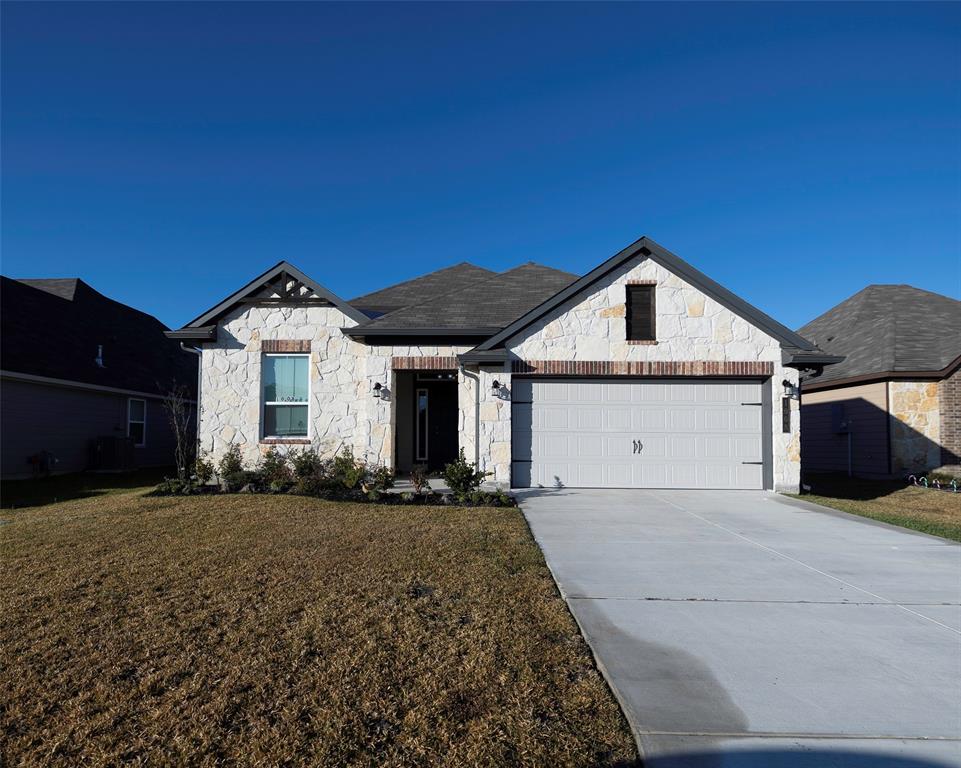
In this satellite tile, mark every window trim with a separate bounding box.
[626,283,656,342]
[127,397,146,447]
[262,353,311,440]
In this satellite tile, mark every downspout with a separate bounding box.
[460,365,481,467]
[180,343,203,457]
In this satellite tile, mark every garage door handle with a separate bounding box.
[633,439,643,454]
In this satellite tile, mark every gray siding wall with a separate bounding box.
[800,382,890,477]
[1,379,184,478]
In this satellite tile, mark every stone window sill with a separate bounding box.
[626,339,658,345]
[260,438,311,445]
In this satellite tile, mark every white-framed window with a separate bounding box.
[127,398,146,446]
[262,354,309,438]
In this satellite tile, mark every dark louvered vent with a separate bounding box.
[626,285,655,341]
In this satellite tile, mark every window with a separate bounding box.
[263,354,309,437]
[127,398,146,446]
[415,388,428,462]
[782,397,792,434]
[626,285,656,341]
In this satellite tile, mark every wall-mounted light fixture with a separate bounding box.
[782,379,800,400]
[372,382,383,399]
[491,379,501,398]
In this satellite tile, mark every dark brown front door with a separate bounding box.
[413,379,458,471]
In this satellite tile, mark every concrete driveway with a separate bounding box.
[518,489,961,768]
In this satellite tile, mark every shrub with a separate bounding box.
[290,447,323,480]
[218,444,243,478]
[259,447,293,488]
[443,449,491,501]
[223,470,261,493]
[332,447,366,490]
[148,477,200,496]
[194,451,214,485]
[364,465,395,494]
[409,464,431,494]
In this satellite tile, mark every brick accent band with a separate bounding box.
[511,360,774,377]
[260,438,311,445]
[392,356,460,371]
[263,339,311,353]
[626,279,658,285]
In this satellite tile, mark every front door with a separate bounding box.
[414,378,458,471]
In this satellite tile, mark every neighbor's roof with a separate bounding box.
[350,263,496,316]
[798,285,961,386]
[1,276,197,397]
[345,263,578,334]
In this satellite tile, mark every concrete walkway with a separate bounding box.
[518,489,961,768]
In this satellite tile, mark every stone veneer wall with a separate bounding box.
[199,303,473,469]
[888,380,941,475]
[473,254,801,492]
[939,366,961,469]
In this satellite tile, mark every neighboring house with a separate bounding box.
[798,285,961,478]
[168,236,837,492]
[1,277,198,479]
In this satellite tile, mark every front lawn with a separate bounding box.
[796,474,961,542]
[0,490,637,766]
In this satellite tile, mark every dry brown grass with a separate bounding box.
[1,490,637,767]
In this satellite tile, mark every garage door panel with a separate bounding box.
[513,378,766,490]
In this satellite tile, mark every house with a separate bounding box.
[1,277,198,478]
[168,236,838,492]
[798,285,961,478]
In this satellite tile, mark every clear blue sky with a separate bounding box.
[2,2,959,331]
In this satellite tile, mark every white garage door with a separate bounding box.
[511,378,766,489]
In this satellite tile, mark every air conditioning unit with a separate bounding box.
[89,436,136,472]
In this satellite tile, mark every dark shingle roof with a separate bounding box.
[350,263,496,316]
[1,277,197,397]
[798,285,961,384]
[352,263,578,332]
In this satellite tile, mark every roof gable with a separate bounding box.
[474,237,816,352]
[799,284,961,384]
[180,261,369,330]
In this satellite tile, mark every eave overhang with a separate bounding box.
[165,326,217,342]
[341,326,501,338]
[457,349,509,365]
[781,349,846,368]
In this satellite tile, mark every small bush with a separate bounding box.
[290,447,323,480]
[148,477,200,496]
[364,465,395,493]
[332,447,366,490]
[194,451,214,485]
[409,464,431,494]
[223,470,261,494]
[259,447,293,488]
[443,449,491,501]
[218,444,243,478]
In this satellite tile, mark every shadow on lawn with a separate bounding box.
[801,472,907,502]
[0,467,173,509]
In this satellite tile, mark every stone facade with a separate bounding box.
[198,303,473,469]
[938,366,961,470]
[889,380,941,475]
[200,253,803,492]
[473,254,801,491]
